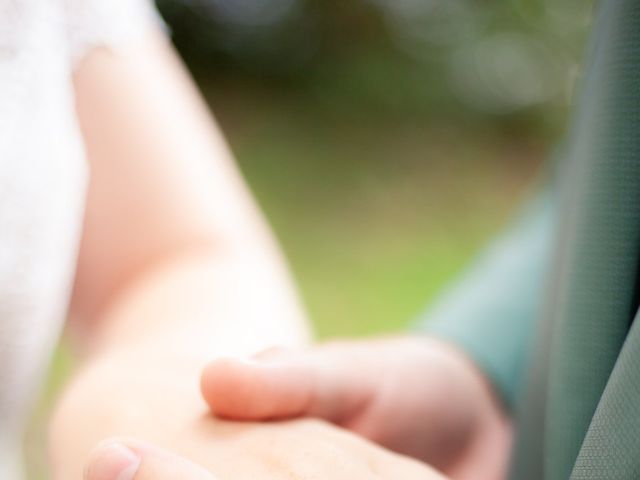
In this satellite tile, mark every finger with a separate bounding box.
[200,345,375,423]
[84,438,218,480]
[200,349,315,420]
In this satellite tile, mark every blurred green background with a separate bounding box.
[28,0,592,477]
[155,0,589,337]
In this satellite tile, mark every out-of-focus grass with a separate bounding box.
[208,84,545,337]
[26,82,544,479]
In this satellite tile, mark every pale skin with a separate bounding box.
[201,338,513,480]
[48,26,510,480]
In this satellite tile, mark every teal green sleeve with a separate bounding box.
[416,193,555,410]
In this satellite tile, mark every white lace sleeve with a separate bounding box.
[64,0,167,65]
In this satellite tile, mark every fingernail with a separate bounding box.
[85,442,141,480]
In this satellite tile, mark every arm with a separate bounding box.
[50,29,311,477]
[67,29,310,353]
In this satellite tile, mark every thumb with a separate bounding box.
[200,344,376,423]
[84,439,218,480]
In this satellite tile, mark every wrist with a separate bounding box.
[48,346,207,479]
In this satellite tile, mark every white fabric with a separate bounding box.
[0,1,161,477]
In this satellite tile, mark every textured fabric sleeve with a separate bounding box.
[415,192,555,410]
[64,0,167,65]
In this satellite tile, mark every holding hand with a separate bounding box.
[201,337,512,480]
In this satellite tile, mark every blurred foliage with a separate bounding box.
[152,0,592,337]
[214,98,547,336]
[157,0,591,136]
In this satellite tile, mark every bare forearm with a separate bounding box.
[50,248,310,478]
[53,29,317,478]
[84,246,310,356]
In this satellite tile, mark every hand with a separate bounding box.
[201,336,512,480]
[83,421,445,480]
[79,422,445,480]
[51,345,445,479]
[84,439,216,480]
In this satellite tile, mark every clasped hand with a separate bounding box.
[80,338,510,480]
